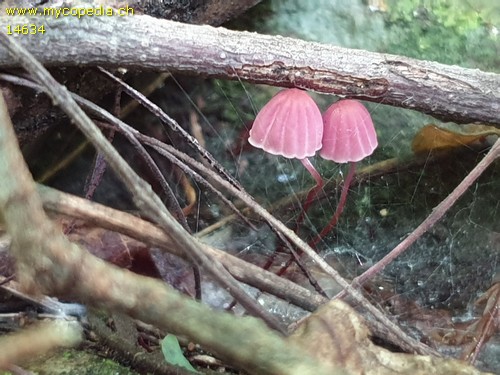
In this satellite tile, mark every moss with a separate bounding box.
[24,348,140,375]
[384,0,499,71]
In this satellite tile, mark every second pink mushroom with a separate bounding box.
[311,99,378,246]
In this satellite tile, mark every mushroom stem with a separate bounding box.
[310,161,356,247]
[300,158,323,188]
[297,158,324,224]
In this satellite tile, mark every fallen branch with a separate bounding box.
[0,15,498,125]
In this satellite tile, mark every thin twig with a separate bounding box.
[0,31,285,333]
[98,67,243,190]
[110,124,256,230]
[344,138,500,293]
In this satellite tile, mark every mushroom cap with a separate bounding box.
[248,88,323,159]
[320,99,378,163]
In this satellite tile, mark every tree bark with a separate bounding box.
[0,15,498,125]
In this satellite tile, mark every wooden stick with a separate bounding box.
[0,15,498,125]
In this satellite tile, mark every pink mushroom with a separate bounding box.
[249,88,324,203]
[311,99,378,245]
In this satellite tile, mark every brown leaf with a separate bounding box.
[66,222,161,278]
[66,221,194,290]
[412,124,499,155]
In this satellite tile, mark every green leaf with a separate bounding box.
[161,334,198,373]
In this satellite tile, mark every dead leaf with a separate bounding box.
[412,124,499,155]
[66,221,162,278]
[64,221,195,294]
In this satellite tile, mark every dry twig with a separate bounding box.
[0,15,498,125]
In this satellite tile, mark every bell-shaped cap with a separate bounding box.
[248,88,323,159]
[320,100,378,163]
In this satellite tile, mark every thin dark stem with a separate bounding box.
[84,128,115,200]
[310,162,356,247]
[130,133,255,229]
[274,250,329,298]
[264,157,326,296]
